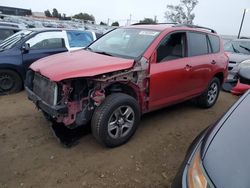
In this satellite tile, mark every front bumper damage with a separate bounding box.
[25,86,68,117]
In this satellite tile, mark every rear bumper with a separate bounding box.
[25,86,68,117]
[231,80,250,96]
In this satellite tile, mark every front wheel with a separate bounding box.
[196,77,220,108]
[0,69,22,95]
[91,93,140,148]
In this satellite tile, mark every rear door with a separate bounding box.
[186,32,214,93]
[22,31,68,70]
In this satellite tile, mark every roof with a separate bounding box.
[127,24,174,31]
[24,28,91,32]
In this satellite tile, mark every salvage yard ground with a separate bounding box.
[0,91,238,188]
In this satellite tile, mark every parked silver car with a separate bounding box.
[224,39,250,80]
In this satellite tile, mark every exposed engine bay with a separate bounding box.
[25,57,149,129]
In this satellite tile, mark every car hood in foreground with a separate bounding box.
[202,91,250,188]
[30,50,134,81]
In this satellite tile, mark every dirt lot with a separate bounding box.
[0,91,238,188]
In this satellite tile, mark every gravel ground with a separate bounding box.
[0,91,238,188]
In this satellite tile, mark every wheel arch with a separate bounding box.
[0,64,25,82]
[104,82,139,101]
[213,72,224,85]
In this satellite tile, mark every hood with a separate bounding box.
[227,52,250,63]
[30,50,134,81]
[202,91,250,188]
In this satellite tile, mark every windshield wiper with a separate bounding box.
[239,45,250,52]
[94,51,113,56]
[231,44,240,53]
[85,47,93,51]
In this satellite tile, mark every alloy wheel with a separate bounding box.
[207,82,218,105]
[108,106,135,139]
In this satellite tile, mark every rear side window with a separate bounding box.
[208,35,220,53]
[187,32,208,56]
[67,31,93,48]
[0,29,14,40]
[31,38,65,49]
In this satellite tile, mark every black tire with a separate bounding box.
[91,93,140,148]
[0,69,22,95]
[196,77,220,108]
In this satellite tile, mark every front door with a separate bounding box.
[22,31,68,70]
[149,32,192,111]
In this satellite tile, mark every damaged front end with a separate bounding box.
[25,56,150,129]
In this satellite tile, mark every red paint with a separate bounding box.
[231,80,250,95]
[30,50,134,81]
[30,25,228,116]
[145,28,228,112]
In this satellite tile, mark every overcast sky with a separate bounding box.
[1,0,250,36]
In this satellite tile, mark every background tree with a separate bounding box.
[111,21,119,26]
[44,9,70,20]
[52,8,59,18]
[44,10,52,17]
[165,0,198,24]
[139,18,156,24]
[58,13,62,20]
[100,21,107,25]
[73,13,95,21]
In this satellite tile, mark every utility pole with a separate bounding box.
[107,18,110,26]
[129,14,132,25]
[154,15,157,23]
[238,9,249,39]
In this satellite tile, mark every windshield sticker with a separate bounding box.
[139,31,159,36]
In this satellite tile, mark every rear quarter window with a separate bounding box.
[208,35,220,53]
[187,32,208,56]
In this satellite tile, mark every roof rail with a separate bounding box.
[174,24,217,34]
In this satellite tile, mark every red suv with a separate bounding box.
[25,24,228,147]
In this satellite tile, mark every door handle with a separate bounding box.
[185,64,192,71]
[211,60,217,64]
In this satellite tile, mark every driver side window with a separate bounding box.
[156,32,186,63]
[26,31,65,50]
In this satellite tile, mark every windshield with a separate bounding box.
[0,30,33,50]
[224,40,250,55]
[88,28,160,59]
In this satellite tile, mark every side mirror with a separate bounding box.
[22,43,30,52]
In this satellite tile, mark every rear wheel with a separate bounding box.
[91,93,140,148]
[196,77,220,108]
[0,69,22,95]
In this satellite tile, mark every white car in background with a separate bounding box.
[224,38,250,80]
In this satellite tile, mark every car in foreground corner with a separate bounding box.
[0,28,102,94]
[25,24,228,147]
[172,89,250,188]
